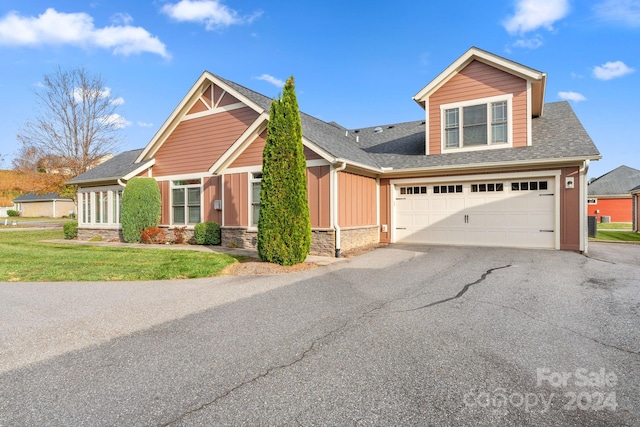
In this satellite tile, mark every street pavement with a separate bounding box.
[0,243,639,426]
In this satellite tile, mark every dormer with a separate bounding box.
[413,47,546,155]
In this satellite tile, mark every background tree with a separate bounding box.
[15,66,122,178]
[257,76,311,265]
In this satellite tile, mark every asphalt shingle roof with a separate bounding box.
[68,77,600,184]
[68,149,145,184]
[588,165,640,195]
[13,193,71,202]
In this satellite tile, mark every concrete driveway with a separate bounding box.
[0,244,638,426]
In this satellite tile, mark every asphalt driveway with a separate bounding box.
[0,243,638,426]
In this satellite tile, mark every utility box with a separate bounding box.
[588,216,597,238]
[600,216,611,223]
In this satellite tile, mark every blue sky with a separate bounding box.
[0,0,638,179]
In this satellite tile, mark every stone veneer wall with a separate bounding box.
[221,227,336,257]
[339,226,379,253]
[77,227,195,243]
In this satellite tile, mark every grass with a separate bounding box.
[597,222,632,230]
[0,229,238,282]
[592,230,640,243]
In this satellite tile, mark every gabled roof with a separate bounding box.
[413,46,547,117]
[588,165,640,196]
[68,149,152,185]
[13,193,72,202]
[349,102,599,171]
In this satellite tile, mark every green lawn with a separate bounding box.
[592,230,640,243]
[0,229,237,282]
[597,222,632,230]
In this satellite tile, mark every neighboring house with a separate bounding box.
[69,47,600,255]
[12,193,75,218]
[587,165,640,223]
[632,185,640,232]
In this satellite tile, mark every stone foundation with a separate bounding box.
[339,226,380,253]
[78,228,123,241]
[221,227,337,257]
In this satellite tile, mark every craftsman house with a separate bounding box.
[69,47,600,255]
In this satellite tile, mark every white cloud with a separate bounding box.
[593,61,635,80]
[594,0,640,26]
[137,121,154,128]
[0,8,169,58]
[558,91,587,102]
[110,97,125,106]
[255,74,284,87]
[111,12,133,26]
[72,86,124,105]
[99,114,131,129]
[161,0,262,30]
[503,0,570,34]
[511,34,544,50]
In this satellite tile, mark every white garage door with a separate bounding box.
[394,178,556,249]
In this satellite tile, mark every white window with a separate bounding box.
[587,198,598,205]
[78,186,123,227]
[250,172,262,227]
[172,179,202,225]
[442,95,512,151]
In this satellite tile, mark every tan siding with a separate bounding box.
[223,173,248,226]
[379,178,391,243]
[338,172,377,227]
[307,166,331,228]
[230,131,266,168]
[429,60,528,154]
[158,180,170,225]
[203,175,222,224]
[153,107,259,176]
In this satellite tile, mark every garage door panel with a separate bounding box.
[395,177,556,249]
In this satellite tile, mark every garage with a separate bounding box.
[393,176,557,249]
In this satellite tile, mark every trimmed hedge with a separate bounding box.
[121,177,161,243]
[194,222,220,245]
[63,221,78,239]
[7,210,20,217]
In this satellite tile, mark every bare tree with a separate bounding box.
[15,66,123,177]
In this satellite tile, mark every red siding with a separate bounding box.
[153,107,259,176]
[230,131,267,168]
[338,172,377,227]
[587,198,633,223]
[224,173,248,226]
[429,60,528,154]
[307,166,331,228]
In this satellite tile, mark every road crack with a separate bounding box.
[400,265,512,312]
[475,299,640,356]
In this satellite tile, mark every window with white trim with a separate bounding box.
[78,186,123,226]
[172,179,201,225]
[250,172,262,227]
[442,95,511,150]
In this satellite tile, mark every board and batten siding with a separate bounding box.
[203,175,222,224]
[338,172,377,227]
[307,166,331,228]
[158,180,171,225]
[152,107,259,176]
[223,172,248,227]
[429,60,527,154]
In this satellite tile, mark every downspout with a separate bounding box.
[333,161,347,257]
[117,179,127,187]
[579,159,590,254]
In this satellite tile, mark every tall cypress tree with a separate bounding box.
[257,76,311,265]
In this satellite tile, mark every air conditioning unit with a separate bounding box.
[214,200,222,210]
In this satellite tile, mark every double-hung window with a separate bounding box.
[442,95,511,150]
[250,172,262,227]
[172,179,201,225]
